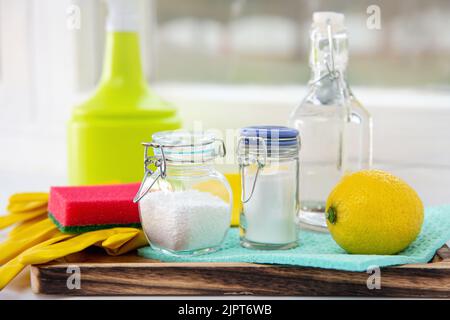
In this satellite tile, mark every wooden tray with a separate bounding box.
[30,246,450,297]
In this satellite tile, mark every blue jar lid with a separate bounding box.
[240,126,299,147]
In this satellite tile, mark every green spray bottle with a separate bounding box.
[68,0,181,185]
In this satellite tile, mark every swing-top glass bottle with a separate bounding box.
[289,12,373,231]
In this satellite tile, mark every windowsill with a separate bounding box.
[0,83,449,217]
[154,82,450,110]
[0,82,449,194]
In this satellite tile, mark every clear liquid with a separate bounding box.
[290,105,346,230]
[240,162,299,249]
[291,23,372,231]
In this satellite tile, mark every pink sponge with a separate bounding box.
[48,183,141,233]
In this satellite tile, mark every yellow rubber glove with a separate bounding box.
[7,193,48,214]
[0,192,148,291]
[103,230,148,256]
[0,233,73,290]
[0,211,48,229]
[0,219,60,264]
[8,193,49,204]
[8,215,49,238]
[0,226,146,290]
[0,193,49,229]
[20,228,145,265]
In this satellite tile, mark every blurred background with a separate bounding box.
[0,0,450,206]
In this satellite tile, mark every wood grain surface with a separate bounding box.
[30,246,450,297]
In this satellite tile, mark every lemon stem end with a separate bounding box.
[326,207,337,224]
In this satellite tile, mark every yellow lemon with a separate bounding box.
[326,170,424,255]
[192,173,242,227]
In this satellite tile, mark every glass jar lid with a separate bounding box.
[151,130,225,163]
[133,130,226,203]
[239,126,300,159]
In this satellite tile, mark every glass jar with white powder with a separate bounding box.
[238,126,300,250]
[134,130,231,256]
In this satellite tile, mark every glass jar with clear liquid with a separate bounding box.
[289,12,373,232]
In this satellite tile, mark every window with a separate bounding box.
[0,0,449,201]
[153,0,450,88]
[67,0,450,89]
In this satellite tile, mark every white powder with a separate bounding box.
[139,190,230,253]
[244,170,298,244]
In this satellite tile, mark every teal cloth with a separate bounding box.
[138,205,450,271]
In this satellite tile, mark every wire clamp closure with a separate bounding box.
[133,138,226,203]
[133,142,166,203]
[237,136,267,204]
[310,20,342,85]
